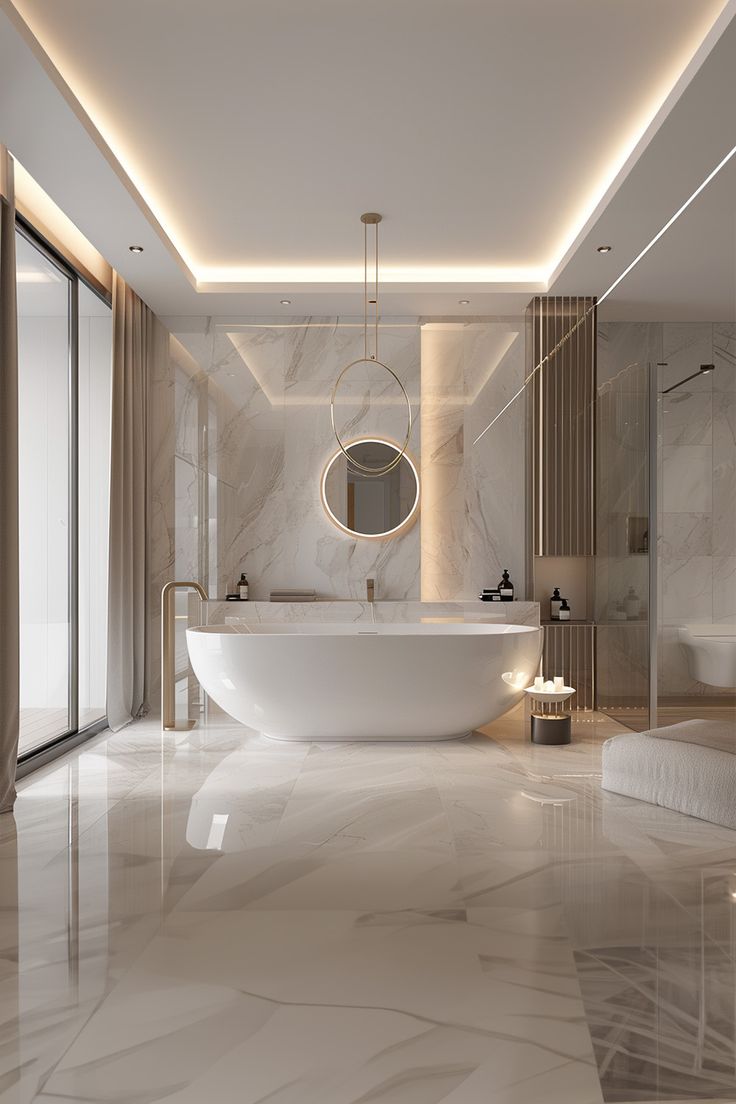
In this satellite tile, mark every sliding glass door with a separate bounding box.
[78,282,112,729]
[16,232,72,754]
[16,225,112,759]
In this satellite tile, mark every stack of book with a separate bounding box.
[269,589,317,602]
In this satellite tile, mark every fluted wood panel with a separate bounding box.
[543,622,595,711]
[528,297,596,556]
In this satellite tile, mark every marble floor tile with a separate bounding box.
[3,705,736,1102]
[575,940,736,1102]
[37,907,601,1104]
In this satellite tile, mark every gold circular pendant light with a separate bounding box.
[330,213,412,477]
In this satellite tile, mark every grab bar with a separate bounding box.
[161,580,208,730]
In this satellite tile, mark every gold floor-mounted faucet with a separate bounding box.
[161,580,208,730]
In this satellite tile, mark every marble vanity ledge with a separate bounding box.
[194,599,540,627]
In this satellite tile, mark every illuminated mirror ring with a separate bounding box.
[330,357,412,477]
[321,438,420,540]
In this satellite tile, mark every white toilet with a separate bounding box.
[678,625,736,688]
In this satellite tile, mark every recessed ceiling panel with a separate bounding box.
[7,0,730,287]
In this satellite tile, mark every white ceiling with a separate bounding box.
[569,158,736,322]
[1,0,736,317]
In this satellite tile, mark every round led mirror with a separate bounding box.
[321,438,420,539]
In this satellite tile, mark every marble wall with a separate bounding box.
[597,320,736,704]
[166,316,528,612]
[148,318,177,702]
[420,321,526,600]
[171,318,421,602]
[659,321,736,697]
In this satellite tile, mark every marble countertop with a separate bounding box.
[191,598,541,626]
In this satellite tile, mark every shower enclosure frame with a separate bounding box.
[647,359,659,729]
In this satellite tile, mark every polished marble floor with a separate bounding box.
[2,705,736,1103]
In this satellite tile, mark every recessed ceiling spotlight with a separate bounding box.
[458,299,470,305]
[596,245,612,254]
[280,298,292,305]
[128,245,144,254]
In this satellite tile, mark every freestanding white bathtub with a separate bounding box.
[187,621,542,741]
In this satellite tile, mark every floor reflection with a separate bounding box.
[1,707,736,1102]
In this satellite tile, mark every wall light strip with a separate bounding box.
[196,265,547,286]
[221,322,419,330]
[472,137,736,448]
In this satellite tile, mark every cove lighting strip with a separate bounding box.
[472,138,736,448]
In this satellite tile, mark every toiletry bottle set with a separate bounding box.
[549,588,571,621]
[480,569,515,602]
[607,588,643,621]
[623,586,640,619]
[226,570,250,601]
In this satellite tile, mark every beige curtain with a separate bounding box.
[0,150,19,812]
[106,273,155,731]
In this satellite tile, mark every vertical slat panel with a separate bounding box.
[526,295,596,556]
[543,623,595,711]
[560,296,565,552]
[576,295,581,551]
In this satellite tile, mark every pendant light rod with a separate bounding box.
[330,211,411,479]
[361,213,381,362]
[363,219,368,360]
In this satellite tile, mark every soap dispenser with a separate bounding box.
[549,587,562,621]
[498,569,514,602]
[238,572,249,600]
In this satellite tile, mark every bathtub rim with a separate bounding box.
[187,621,541,638]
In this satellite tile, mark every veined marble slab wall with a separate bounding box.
[659,321,735,697]
[420,321,526,600]
[166,337,238,682]
[597,321,736,703]
[165,316,528,631]
[171,318,421,601]
[148,319,176,701]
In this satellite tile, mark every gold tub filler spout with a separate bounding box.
[161,580,208,730]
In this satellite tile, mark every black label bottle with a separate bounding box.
[498,569,514,601]
[550,587,562,621]
[238,572,249,600]
[558,598,571,621]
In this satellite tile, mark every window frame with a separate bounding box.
[15,215,112,775]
